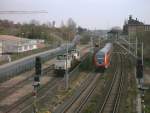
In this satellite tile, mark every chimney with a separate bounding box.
[129,15,132,20]
[136,18,138,21]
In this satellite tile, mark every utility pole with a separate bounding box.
[65,31,70,90]
[1,40,3,55]
[136,37,138,57]
[129,35,131,52]
[65,41,69,90]
[141,42,143,65]
[141,42,144,86]
[99,37,101,48]
[90,37,93,53]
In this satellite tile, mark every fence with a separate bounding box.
[0,45,74,82]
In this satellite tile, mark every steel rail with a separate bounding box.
[98,51,123,113]
[57,73,97,113]
[98,61,120,113]
[75,79,97,113]
[112,55,126,113]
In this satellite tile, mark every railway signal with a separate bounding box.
[35,56,42,75]
[136,58,143,79]
[34,56,42,86]
[32,56,42,113]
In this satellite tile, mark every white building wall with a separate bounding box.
[3,41,18,53]
[32,45,37,49]
[0,42,2,55]
[0,38,43,53]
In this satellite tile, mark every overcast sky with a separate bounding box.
[0,0,150,29]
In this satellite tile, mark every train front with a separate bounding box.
[94,51,105,69]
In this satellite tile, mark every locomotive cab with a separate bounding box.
[71,49,80,61]
[54,54,72,76]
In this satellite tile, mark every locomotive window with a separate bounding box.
[57,55,65,60]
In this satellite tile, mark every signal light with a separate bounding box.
[35,56,42,75]
[34,76,40,82]
[136,58,143,78]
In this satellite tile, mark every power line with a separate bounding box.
[0,10,48,14]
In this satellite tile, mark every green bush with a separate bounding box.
[79,53,94,71]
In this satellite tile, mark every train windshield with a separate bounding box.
[57,54,71,60]
[96,53,104,59]
[96,52,104,64]
[57,55,65,60]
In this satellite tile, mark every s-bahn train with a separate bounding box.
[93,43,113,69]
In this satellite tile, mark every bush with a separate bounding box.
[79,53,94,71]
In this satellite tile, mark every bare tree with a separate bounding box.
[30,19,40,26]
[67,18,76,32]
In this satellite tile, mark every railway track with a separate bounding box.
[0,46,90,113]
[0,64,54,101]
[3,57,89,113]
[98,51,126,113]
[55,72,100,113]
[0,64,57,113]
[73,74,98,113]
[7,77,62,113]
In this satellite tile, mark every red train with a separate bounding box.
[93,43,113,69]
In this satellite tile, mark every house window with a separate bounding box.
[18,47,22,52]
[29,45,33,49]
[24,45,28,50]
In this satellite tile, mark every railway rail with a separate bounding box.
[0,64,54,101]
[54,44,128,113]
[98,50,126,113]
[54,72,100,113]
[15,55,90,113]
[7,77,61,113]
[74,73,99,113]
[0,47,90,113]
[0,65,57,113]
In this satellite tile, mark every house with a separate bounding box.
[0,42,2,55]
[0,35,45,54]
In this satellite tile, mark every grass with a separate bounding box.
[144,58,150,67]
[144,88,150,113]
[123,56,137,113]
[36,72,89,113]
[79,52,94,71]
[82,56,115,113]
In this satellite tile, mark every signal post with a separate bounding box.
[32,56,42,113]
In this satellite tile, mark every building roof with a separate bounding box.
[128,15,144,25]
[0,35,29,42]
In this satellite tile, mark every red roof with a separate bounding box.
[0,35,23,42]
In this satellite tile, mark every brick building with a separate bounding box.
[123,15,150,38]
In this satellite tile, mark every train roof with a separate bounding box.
[97,43,112,54]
